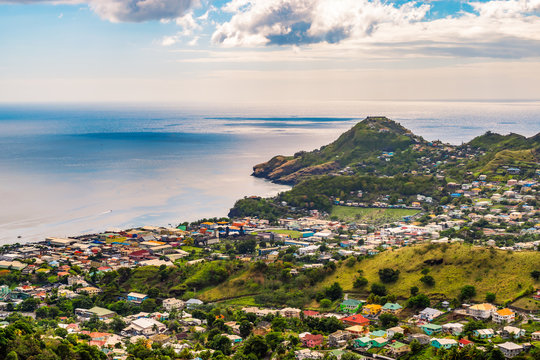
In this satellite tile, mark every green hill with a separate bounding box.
[252,116,423,184]
[199,243,540,307]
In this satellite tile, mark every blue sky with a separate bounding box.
[1,0,540,104]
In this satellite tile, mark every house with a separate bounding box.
[75,306,115,321]
[353,336,371,348]
[492,308,515,324]
[345,325,368,338]
[387,326,404,339]
[341,314,369,327]
[442,323,464,335]
[280,307,301,318]
[387,341,410,357]
[407,334,430,345]
[382,302,402,314]
[303,310,320,318]
[418,307,443,322]
[473,329,495,339]
[127,292,148,305]
[362,304,382,316]
[295,349,323,360]
[501,326,525,339]
[431,338,457,349]
[370,337,388,348]
[498,342,523,358]
[186,298,203,308]
[467,303,496,319]
[162,298,185,311]
[301,333,324,348]
[328,330,349,347]
[532,331,540,341]
[224,334,243,344]
[421,324,442,336]
[123,318,166,336]
[339,299,363,313]
[459,339,473,348]
[76,286,101,296]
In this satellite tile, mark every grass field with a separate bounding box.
[511,296,540,311]
[318,243,540,304]
[330,206,419,223]
[268,229,303,238]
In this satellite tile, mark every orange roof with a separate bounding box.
[496,308,514,316]
[470,303,496,311]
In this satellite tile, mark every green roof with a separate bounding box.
[89,306,115,316]
[382,302,402,310]
[341,299,363,306]
[389,341,408,349]
[422,324,442,330]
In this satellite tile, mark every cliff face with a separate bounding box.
[252,116,422,184]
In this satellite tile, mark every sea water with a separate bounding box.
[0,100,539,244]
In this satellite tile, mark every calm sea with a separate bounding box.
[1,100,539,244]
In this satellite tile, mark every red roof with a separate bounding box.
[459,339,473,345]
[302,334,324,341]
[341,314,370,325]
[303,310,320,317]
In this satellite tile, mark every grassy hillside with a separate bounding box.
[198,243,539,307]
[330,206,419,223]
[319,243,540,304]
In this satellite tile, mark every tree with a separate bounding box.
[5,351,18,360]
[410,286,419,296]
[341,354,361,360]
[370,283,387,296]
[531,270,540,281]
[54,327,68,338]
[147,288,159,298]
[239,320,253,338]
[325,282,343,301]
[110,316,126,333]
[141,298,157,312]
[353,277,368,288]
[378,268,400,283]
[460,285,476,301]
[485,292,496,303]
[408,294,430,309]
[410,339,423,354]
[420,275,435,287]
[210,335,232,355]
[243,335,268,358]
[379,313,399,328]
[319,299,332,309]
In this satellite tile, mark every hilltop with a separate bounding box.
[253,116,540,185]
[252,116,424,184]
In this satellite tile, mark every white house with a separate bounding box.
[123,318,166,336]
[162,298,185,311]
[498,342,523,358]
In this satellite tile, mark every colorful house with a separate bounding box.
[387,341,410,357]
[370,337,388,348]
[341,314,370,327]
[369,330,387,339]
[127,292,148,304]
[382,302,402,314]
[431,339,457,349]
[362,304,382,316]
[492,308,515,324]
[421,324,442,336]
[340,299,363,313]
[353,337,371,348]
[473,329,495,339]
[301,334,324,348]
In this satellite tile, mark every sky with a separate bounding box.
[1,0,540,104]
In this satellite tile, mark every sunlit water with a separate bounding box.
[1,100,539,244]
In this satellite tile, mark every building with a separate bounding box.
[280,307,301,318]
[442,323,464,335]
[301,333,324,348]
[473,329,495,339]
[467,303,496,319]
[493,308,515,324]
[498,342,523,358]
[162,298,185,311]
[421,324,442,336]
[418,307,443,321]
[459,339,473,348]
[341,314,369,327]
[127,292,148,304]
[328,330,349,347]
[502,326,525,339]
[362,304,382,316]
[345,325,368,338]
[381,302,402,314]
[123,318,166,336]
[75,306,115,321]
[431,339,457,349]
[387,341,410,357]
[76,287,101,296]
[339,299,363,313]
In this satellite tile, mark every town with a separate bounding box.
[0,170,539,360]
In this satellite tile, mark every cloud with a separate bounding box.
[89,0,198,22]
[0,0,198,22]
[212,0,430,46]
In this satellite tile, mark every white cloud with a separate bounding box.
[89,0,198,22]
[210,0,540,59]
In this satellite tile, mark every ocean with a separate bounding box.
[1,100,539,244]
